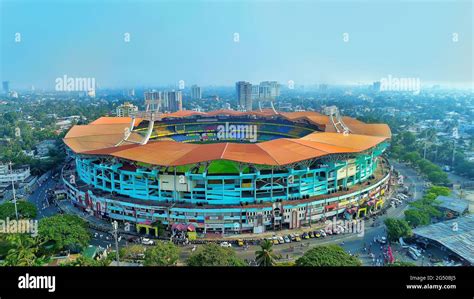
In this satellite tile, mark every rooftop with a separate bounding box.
[413,214,474,265]
[64,110,391,167]
[436,195,469,214]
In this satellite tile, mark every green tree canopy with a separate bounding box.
[426,186,450,197]
[38,214,90,252]
[384,218,412,241]
[144,241,180,266]
[295,245,361,266]
[187,243,246,266]
[0,201,37,220]
[404,185,446,227]
[1,234,48,266]
[404,209,430,227]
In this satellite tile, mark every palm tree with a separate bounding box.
[3,234,40,266]
[255,239,278,266]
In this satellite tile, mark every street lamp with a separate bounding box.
[112,220,120,266]
[9,161,19,220]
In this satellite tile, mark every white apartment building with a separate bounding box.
[116,102,138,117]
[0,163,31,188]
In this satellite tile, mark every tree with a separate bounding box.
[404,209,430,227]
[2,234,47,266]
[384,218,412,241]
[150,220,166,237]
[400,132,417,151]
[402,151,421,164]
[187,243,246,266]
[0,201,37,219]
[144,242,180,266]
[427,171,449,185]
[255,239,279,267]
[38,215,90,252]
[426,186,450,197]
[405,187,444,227]
[295,245,361,266]
[62,254,112,267]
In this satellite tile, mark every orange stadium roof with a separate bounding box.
[64,110,391,166]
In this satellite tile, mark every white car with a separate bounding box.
[408,246,422,257]
[220,242,232,248]
[141,238,154,245]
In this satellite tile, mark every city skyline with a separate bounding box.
[1,0,473,90]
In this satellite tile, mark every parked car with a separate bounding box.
[308,231,314,238]
[290,234,296,241]
[220,242,232,248]
[408,250,418,261]
[302,232,310,239]
[283,236,291,243]
[376,237,387,244]
[319,230,327,237]
[294,234,302,242]
[277,236,285,244]
[315,231,321,238]
[408,246,421,257]
[127,236,140,243]
[237,239,245,247]
[141,238,154,245]
[272,237,279,245]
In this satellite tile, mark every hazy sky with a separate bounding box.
[1,0,472,89]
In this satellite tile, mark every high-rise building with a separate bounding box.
[236,81,252,111]
[259,81,280,100]
[144,91,162,111]
[128,89,135,97]
[2,81,9,94]
[163,90,183,112]
[116,102,138,117]
[259,85,272,100]
[251,85,260,100]
[191,85,202,100]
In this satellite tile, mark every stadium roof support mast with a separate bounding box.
[322,106,350,134]
[115,95,162,146]
[258,99,278,114]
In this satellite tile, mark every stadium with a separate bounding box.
[61,107,392,235]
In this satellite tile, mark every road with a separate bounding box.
[27,172,122,249]
[27,174,60,219]
[390,160,426,202]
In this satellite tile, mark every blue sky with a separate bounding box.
[0,0,472,89]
